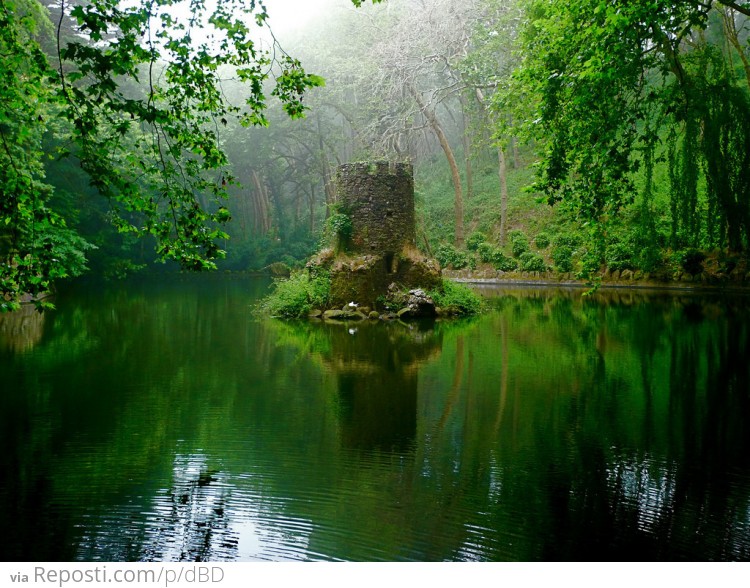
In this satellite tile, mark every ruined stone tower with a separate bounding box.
[319,161,441,307]
[335,161,416,260]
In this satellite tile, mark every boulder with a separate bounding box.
[323,309,366,321]
[396,289,437,319]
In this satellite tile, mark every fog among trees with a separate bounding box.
[3,0,750,308]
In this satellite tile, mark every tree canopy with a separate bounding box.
[3,0,750,309]
[0,0,379,310]
[504,0,750,264]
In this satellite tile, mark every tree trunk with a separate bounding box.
[498,146,509,246]
[309,183,316,235]
[408,83,465,247]
[251,170,271,235]
[459,93,474,200]
[722,7,750,88]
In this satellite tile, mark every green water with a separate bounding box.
[1,278,749,561]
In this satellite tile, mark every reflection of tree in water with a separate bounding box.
[141,454,238,562]
[488,289,750,560]
[72,455,238,562]
[6,279,750,561]
[0,304,45,353]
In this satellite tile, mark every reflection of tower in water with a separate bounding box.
[321,322,443,452]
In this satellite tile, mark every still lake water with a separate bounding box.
[1,277,750,561]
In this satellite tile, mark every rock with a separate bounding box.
[323,309,366,321]
[621,269,633,280]
[634,270,644,281]
[308,309,323,318]
[395,289,437,319]
[397,307,413,319]
[368,311,380,320]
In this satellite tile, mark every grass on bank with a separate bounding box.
[259,269,482,319]
[258,270,331,318]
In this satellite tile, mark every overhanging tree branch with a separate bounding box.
[719,1,750,17]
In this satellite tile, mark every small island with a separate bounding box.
[260,161,481,320]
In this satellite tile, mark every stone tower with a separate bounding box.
[335,161,416,260]
[318,161,441,307]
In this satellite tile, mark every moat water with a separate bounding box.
[1,278,749,561]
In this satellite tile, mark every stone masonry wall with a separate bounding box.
[335,161,416,255]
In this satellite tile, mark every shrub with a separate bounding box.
[476,242,497,263]
[534,233,551,249]
[634,244,663,273]
[577,247,604,277]
[605,240,635,272]
[673,249,706,275]
[259,270,331,318]
[476,242,518,271]
[552,233,583,248]
[518,251,547,273]
[466,231,487,252]
[323,210,352,249]
[435,243,470,269]
[429,279,483,315]
[495,255,518,272]
[552,245,574,273]
[509,230,530,258]
[375,294,400,313]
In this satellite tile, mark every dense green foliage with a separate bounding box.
[428,279,483,315]
[0,0,377,308]
[258,269,331,318]
[504,0,750,265]
[4,0,750,309]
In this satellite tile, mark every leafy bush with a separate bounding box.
[435,243,471,269]
[494,255,518,272]
[323,209,352,249]
[509,230,530,258]
[673,249,706,275]
[605,240,635,272]
[477,242,518,271]
[534,232,551,249]
[466,231,487,252]
[476,242,497,263]
[634,243,663,273]
[259,270,331,318]
[577,247,604,277]
[375,294,400,313]
[429,279,483,315]
[552,233,583,248]
[552,245,574,273]
[518,251,547,272]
